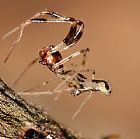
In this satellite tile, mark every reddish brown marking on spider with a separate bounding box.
[38,46,63,73]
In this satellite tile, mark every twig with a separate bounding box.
[0,78,83,139]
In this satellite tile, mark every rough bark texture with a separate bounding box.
[0,78,83,139]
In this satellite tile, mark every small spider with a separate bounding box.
[3,10,111,118]
[3,9,111,95]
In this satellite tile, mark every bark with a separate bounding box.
[0,78,83,139]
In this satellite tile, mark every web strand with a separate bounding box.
[72,91,93,119]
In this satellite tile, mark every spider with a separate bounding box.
[3,10,111,119]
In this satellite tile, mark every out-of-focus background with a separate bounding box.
[0,1,140,139]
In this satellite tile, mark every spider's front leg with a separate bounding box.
[53,48,89,69]
[31,15,84,53]
[3,10,84,63]
[32,11,84,52]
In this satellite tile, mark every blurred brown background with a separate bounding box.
[0,0,140,139]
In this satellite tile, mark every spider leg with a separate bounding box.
[76,69,95,74]
[31,11,84,52]
[12,57,39,87]
[71,68,96,82]
[4,10,84,63]
[81,45,88,66]
[3,10,63,41]
[30,16,84,53]
[65,46,90,72]
[54,48,89,68]
[54,20,84,53]
[10,10,82,53]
